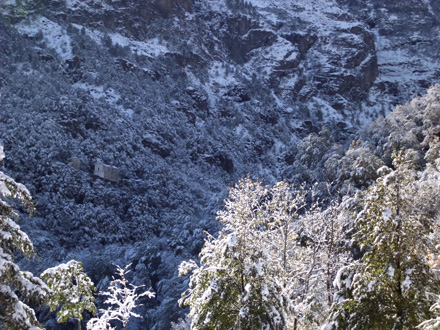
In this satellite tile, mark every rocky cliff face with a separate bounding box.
[337,0,440,102]
[1,0,439,328]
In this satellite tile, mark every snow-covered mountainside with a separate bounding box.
[0,0,439,328]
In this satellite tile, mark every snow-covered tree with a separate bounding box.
[0,144,50,329]
[336,140,384,189]
[328,151,440,329]
[417,296,440,329]
[86,310,115,330]
[41,260,97,330]
[179,177,354,329]
[263,181,346,329]
[170,315,191,330]
[296,192,353,329]
[87,264,155,330]
[265,181,307,278]
[179,177,294,329]
[295,127,343,183]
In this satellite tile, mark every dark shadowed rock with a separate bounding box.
[204,153,234,174]
[283,33,317,55]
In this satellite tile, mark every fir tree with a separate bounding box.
[328,151,439,329]
[41,260,97,330]
[0,144,50,329]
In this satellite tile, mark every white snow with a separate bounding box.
[387,266,395,278]
[65,0,90,11]
[258,37,296,62]
[374,26,439,86]
[110,33,168,58]
[235,124,250,140]
[249,0,358,34]
[0,181,11,198]
[73,83,121,105]
[65,0,114,11]
[228,233,237,247]
[121,109,134,118]
[383,208,392,221]
[261,285,269,301]
[208,61,238,87]
[402,276,412,290]
[311,97,345,122]
[254,263,263,276]
[333,266,352,289]
[71,24,103,44]
[15,16,73,60]
[0,230,13,241]
[0,172,31,199]
[272,91,284,109]
[272,139,286,154]
[0,144,4,162]
[70,24,169,58]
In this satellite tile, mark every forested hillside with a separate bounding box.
[178,85,440,329]
[1,0,440,328]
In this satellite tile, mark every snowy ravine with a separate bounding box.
[0,0,439,328]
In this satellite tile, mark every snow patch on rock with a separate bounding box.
[16,16,73,60]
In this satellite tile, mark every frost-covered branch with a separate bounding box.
[87,264,155,330]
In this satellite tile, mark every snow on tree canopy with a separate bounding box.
[0,149,50,329]
[327,150,440,329]
[179,177,352,329]
[87,264,155,330]
[0,144,4,162]
[41,259,97,327]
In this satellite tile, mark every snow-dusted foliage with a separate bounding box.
[358,85,440,167]
[87,264,155,330]
[295,193,353,328]
[328,150,440,329]
[0,144,4,162]
[179,177,351,329]
[264,181,352,329]
[291,127,344,183]
[418,298,440,329]
[1,0,440,325]
[40,260,96,329]
[179,177,294,329]
[334,140,384,189]
[87,310,115,330]
[0,146,50,329]
[170,315,191,330]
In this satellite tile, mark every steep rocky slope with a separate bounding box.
[0,0,439,328]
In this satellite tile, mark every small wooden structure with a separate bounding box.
[94,161,119,183]
[71,157,81,170]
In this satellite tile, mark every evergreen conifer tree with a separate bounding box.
[41,260,97,330]
[0,144,50,329]
[328,151,439,329]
